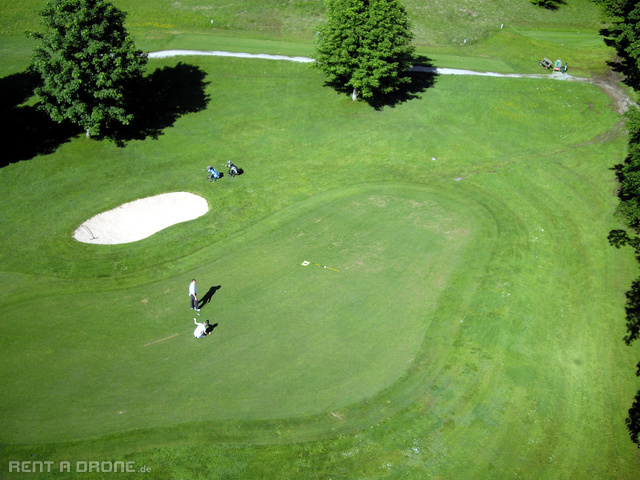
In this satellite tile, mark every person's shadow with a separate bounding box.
[198,285,221,309]
[206,322,219,335]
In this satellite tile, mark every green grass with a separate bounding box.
[1,55,639,478]
[0,183,481,442]
[0,0,603,41]
[0,0,613,75]
[1,0,640,479]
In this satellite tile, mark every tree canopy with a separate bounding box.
[593,0,635,17]
[595,0,640,88]
[314,0,416,102]
[29,0,148,138]
[612,107,640,231]
[595,0,640,449]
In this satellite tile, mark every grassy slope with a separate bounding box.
[0,0,612,75]
[1,0,640,479]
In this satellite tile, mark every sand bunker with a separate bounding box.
[74,192,208,245]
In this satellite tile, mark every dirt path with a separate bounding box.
[149,49,634,114]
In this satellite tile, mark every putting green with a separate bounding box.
[513,29,603,48]
[0,183,492,443]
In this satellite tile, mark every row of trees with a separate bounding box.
[596,0,640,88]
[595,0,640,448]
[607,108,640,446]
[27,0,418,139]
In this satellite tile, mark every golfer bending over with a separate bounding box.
[194,318,210,339]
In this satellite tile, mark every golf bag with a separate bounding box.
[226,161,239,178]
[207,166,220,182]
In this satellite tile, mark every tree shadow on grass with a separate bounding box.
[111,62,210,145]
[366,68,438,110]
[605,56,638,90]
[628,383,640,447]
[1,70,80,166]
[600,27,640,91]
[607,260,640,447]
[532,0,566,11]
[324,55,438,110]
[1,62,210,163]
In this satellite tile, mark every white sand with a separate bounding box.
[74,192,208,245]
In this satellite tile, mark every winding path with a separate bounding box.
[148,49,634,114]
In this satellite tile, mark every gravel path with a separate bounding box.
[148,49,634,114]
[149,49,315,63]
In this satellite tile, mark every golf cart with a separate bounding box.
[539,57,553,69]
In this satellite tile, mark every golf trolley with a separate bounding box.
[226,161,240,178]
[207,166,220,181]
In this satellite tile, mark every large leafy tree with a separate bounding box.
[314,0,416,101]
[595,0,640,88]
[29,0,147,138]
[612,107,640,230]
[593,0,634,17]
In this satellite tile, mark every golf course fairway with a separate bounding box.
[1,0,640,475]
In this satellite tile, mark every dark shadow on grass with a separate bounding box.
[534,0,566,11]
[206,322,219,335]
[198,285,221,310]
[0,71,38,112]
[627,386,640,447]
[1,70,80,166]
[228,166,244,177]
[207,170,224,181]
[366,69,438,110]
[606,57,640,91]
[324,56,438,110]
[1,62,210,161]
[600,27,640,91]
[109,62,210,145]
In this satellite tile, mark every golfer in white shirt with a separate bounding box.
[189,279,200,311]
[193,318,209,338]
